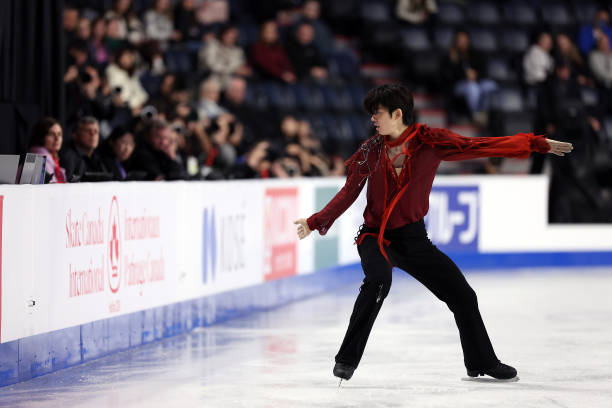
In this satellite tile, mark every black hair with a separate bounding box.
[363,84,415,126]
[108,126,131,142]
[29,117,61,147]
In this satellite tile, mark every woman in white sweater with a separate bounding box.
[106,48,149,111]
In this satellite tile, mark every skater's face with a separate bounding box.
[370,106,401,135]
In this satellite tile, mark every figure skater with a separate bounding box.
[294,84,573,382]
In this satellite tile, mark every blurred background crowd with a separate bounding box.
[16,0,612,222]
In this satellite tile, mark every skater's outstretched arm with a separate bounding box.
[421,126,573,161]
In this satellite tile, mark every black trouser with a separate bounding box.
[335,220,499,371]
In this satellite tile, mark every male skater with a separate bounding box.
[294,84,573,382]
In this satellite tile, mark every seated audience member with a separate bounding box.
[128,119,188,180]
[578,8,612,55]
[196,77,227,120]
[396,0,438,25]
[98,127,136,180]
[442,29,497,121]
[60,116,109,181]
[251,20,296,83]
[63,6,79,44]
[199,24,251,89]
[553,33,588,85]
[523,31,554,86]
[174,0,201,42]
[104,0,145,45]
[27,117,66,183]
[76,16,92,41]
[89,17,110,68]
[300,0,335,55]
[144,0,178,46]
[196,0,230,27]
[589,35,612,88]
[286,22,328,80]
[106,47,149,111]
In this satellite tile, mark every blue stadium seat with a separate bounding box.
[347,83,366,111]
[490,87,525,113]
[361,1,391,23]
[292,83,325,110]
[467,2,501,25]
[438,2,466,25]
[348,114,371,142]
[487,57,518,83]
[580,87,599,107]
[573,2,600,25]
[469,29,498,53]
[244,82,270,110]
[140,73,162,95]
[434,26,455,51]
[165,49,192,73]
[604,117,612,141]
[320,85,353,111]
[238,22,259,48]
[503,2,537,25]
[264,82,296,110]
[541,2,574,27]
[401,27,430,51]
[331,116,354,142]
[501,29,530,54]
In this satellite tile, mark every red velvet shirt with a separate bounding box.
[307,123,550,260]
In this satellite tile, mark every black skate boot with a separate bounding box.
[333,363,355,381]
[467,361,518,381]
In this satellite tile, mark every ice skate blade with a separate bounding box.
[338,379,343,388]
[461,376,519,383]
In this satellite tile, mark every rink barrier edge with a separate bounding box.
[1,250,611,387]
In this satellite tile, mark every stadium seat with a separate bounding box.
[238,21,259,48]
[401,27,430,51]
[438,2,466,25]
[140,74,162,95]
[244,82,270,110]
[347,83,367,111]
[292,83,325,111]
[540,2,574,27]
[469,28,498,53]
[487,57,518,84]
[320,85,353,111]
[490,87,525,113]
[264,82,296,111]
[165,49,192,73]
[580,87,599,107]
[348,114,371,142]
[573,2,600,25]
[467,2,501,25]
[503,2,537,25]
[361,1,391,23]
[500,28,530,54]
[434,26,455,51]
[604,116,612,141]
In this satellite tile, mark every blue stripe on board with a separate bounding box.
[0,250,610,388]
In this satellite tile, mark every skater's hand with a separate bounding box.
[294,218,312,240]
[545,138,573,156]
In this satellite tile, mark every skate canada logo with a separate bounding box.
[426,186,479,251]
[107,196,121,293]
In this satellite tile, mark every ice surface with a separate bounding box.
[1,267,611,408]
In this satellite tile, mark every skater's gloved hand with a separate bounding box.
[294,219,312,240]
[545,138,573,156]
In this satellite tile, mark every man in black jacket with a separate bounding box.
[59,116,110,181]
[129,119,188,180]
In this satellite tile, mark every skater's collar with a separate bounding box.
[384,124,421,147]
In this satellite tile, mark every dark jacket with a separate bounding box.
[286,39,326,79]
[59,140,110,182]
[128,141,187,180]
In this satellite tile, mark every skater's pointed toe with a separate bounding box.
[333,363,355,380]
[467,361,517,380]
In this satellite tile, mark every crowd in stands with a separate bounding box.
[25,0,612,221]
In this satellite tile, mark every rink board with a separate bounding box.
[0,176,611,386]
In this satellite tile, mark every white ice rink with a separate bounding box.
[0,267,611,408]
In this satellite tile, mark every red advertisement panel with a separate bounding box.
[263,188,298,281]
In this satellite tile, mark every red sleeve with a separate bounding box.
[307,155,366,235]
[422,127,551,161]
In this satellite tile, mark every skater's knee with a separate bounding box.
[362,277,392,300]
[447,286,478,310]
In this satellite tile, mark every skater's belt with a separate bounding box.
[356,232,390,247]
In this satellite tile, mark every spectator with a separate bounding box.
[286,22,328,80]
[196,77,227,120]
[26,117,67,183]
[144,0,178,46]
[89,18,110,68]
[105,0,145,45]
[442,30,497,122]
[554,33,588,85]
[523,31,554,86]
[396,0,438,25]
[196,0,230,27]
[578,8,612,56]
[251,20,296,83]
[300,0,335,55]
[227,140,269,179]
[98,127,136,180]
[174,0,201,42]
[149,73,178,118]
[105,16,128,54]
[106,47,149,111]
[589,35,612,88]
[63,6,79,44]
[60,116,109,181]
[199,25,251,89]
[129,119,188,180]
[76,17,92,41]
